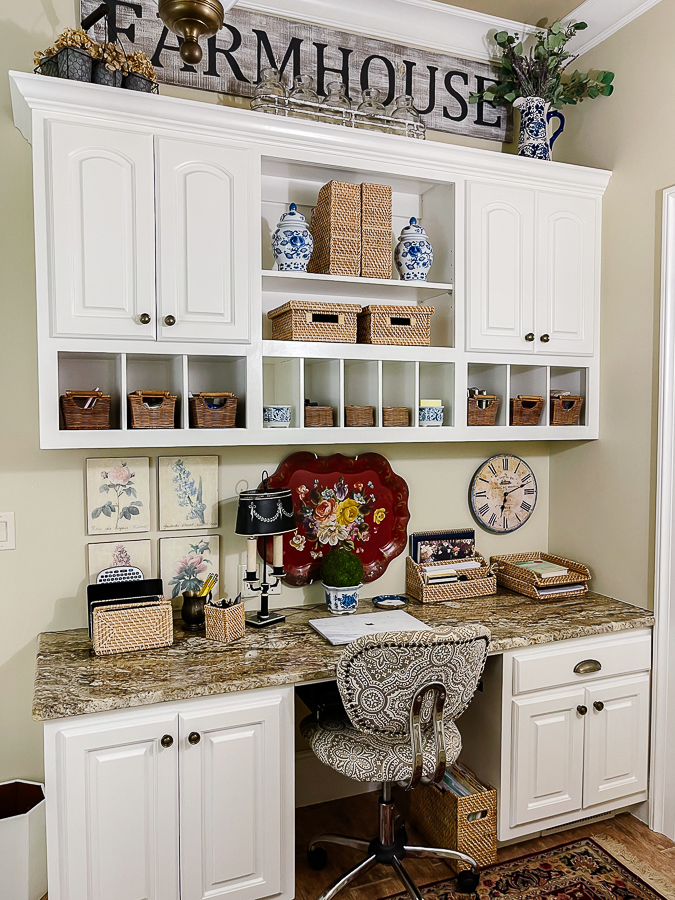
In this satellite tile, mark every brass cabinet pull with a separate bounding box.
[160,734,174,748]
[188,731,201,745]
[525,332,535,342]
[540,333,550,343]
[139,313,151,325]
[164,315,176,326]
[577,705,588,716]
[574,659,602,675]
[593,701,605,712]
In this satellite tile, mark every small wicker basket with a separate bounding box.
[128,390,177,429]
[382,407,410,427]
[305,405,334,427]
[510,397,544,426]
[60,390,111,430]
[357,305,434,346]
[189,392,237,428]
[491,551,590,601]
[92,599,174,656]
[308,180,361,276]
[406,555,497,604]
[361,183,392,279]
[550,395,583,426]
[205,602,245,644]
[267,299,359,343]
[467,397,499,426]
[345,406,374,427]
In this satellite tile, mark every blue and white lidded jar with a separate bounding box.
[322,583,362,615]
[263,405,292,427]
[394,217,434,281]
[271,203,314,271]
[419,406,444,426]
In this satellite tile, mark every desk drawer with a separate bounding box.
[512,630,651,696]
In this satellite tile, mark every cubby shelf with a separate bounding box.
[261,270,453,302]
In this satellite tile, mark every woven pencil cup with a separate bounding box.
[189,392,237,428]
[128,390,177,429]
[382,407,409,427]
[205,603,245,644]
[550,396,583,425]
[467,397,499,426]
[345,406,374,427]
[510,397,544,426]
[60,390,111,430]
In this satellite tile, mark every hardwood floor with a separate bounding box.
[295,793,675,900]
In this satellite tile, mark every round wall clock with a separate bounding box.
[469,454,537,534]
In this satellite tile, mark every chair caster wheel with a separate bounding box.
[308,847,328,870]
[456,869,480,893]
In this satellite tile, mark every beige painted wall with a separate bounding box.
[547,2,669,611]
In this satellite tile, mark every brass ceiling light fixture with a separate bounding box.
[157,0,238,65]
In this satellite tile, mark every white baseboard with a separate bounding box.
[295,750,378,808]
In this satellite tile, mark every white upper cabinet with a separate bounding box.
[48,121,156,339]
[155,138,252,343]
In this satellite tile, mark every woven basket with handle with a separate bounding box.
[510,397,544,426]
[60,390,111,430]
[128,390,177,429]
[467,397,499,426]
[189,392,237,428]
[550,395,583,425]
[268,299,359,343]
[357,305,434,346]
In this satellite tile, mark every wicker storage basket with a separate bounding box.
[510,396,545,426]
[467,397,499,426]
[345,406,374,427]
[92,599,173,656]
[550,395,583,425]
[189,392,237,428]
[60,390,111,430]
[382,407,410,427]
[128,390,177,429]
[205,602,245,643]
[308,180,361,276]
[305,406,334,427]
[268,300,359,343]
[361,183,392,279]
[408,762,497,873]
[406,555,497,604]
[357,305,434,346]
[491,551,590,600]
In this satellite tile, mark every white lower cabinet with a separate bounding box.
[43,687,294,900]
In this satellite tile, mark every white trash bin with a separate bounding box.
[0,780,47,900]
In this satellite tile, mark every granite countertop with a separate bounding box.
[33,589,654,721]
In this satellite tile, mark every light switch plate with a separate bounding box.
[0,513,16,550]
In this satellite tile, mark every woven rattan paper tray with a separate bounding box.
[496,571,588,601]
[490,551,590,587]
[92,599,173,656]
[406,555,497,604]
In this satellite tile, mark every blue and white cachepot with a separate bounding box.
[322,583,362,615]
[271,203,314,271]
[263,405,292,427]
[394,217,434,281]
[513,96,565,161]
[419,405,444,427]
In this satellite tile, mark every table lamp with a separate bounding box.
[235,472,295,628]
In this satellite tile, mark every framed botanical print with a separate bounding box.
[158,456,219,530]
[87,539,152,583]
[86,458,150,535]
[159,534,220,599]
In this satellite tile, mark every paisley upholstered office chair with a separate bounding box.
[301,624,490,900]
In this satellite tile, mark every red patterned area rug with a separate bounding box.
[385,839,672,900]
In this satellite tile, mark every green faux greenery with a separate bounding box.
[470,21,614,110]
[321,547,364,588]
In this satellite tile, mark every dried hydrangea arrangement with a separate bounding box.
[93,41,127,73]
[34,27,97,67]
[125,50,157,82]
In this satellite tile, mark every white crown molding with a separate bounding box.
[567,0,665,56]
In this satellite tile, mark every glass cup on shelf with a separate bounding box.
[251,67,288,115]
[390,95,420,134]
[356,88,387,130]
[289,74,320,120]
[322,78,352,125]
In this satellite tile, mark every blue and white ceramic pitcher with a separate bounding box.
[513,96,565,161]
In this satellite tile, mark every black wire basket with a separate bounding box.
[35,47,93,82]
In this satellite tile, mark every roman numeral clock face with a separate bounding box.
[469,455,537,534]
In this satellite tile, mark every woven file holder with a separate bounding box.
[382,407,410,427]
[550,395,583,425]
[305,406,334,427]
[189,392,237,428]
[467,397,500,426]
[267,299,359,343]
[205,603,245,643]
[510,397,544,426]
[60,390,111,430]
[408,762,498,873]
[308,180,361,276]
[345,406,374,427]
[357,305,434,346]
[406,555,497,604]
[92,599,174,656]
[361,183,392,279]
[128,390,177,429]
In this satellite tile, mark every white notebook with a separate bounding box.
[308,610,432,646]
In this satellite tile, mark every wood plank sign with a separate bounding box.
[81,0,510,142]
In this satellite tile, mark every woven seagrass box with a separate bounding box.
[345,406,374,427]
[268,300,359,343]
[205,603,245,644]
[305,405,334,427]
[357,305,434,346]
[92,599,174,656]
[382,407,410,427]
[361,182,392,279]
[308,180,361,276]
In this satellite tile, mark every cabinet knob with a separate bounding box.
[593,701,605,712]
[577,705,588,716]
[164,315,176,327]
[574,659,602,675]
[160,734,174,748]
[540,333,550,343]
[188,731,201,745]
[139,313,151,325]
[525,333,535,342]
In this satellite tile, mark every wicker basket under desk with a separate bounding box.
[491,551,590,600]
[406,555,497,604]
[92,599,173,656]
[408,762,497,873]
[60,390,111,430]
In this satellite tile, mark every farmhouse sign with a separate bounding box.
[81,0,510,142]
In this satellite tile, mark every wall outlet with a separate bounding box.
[238,564,281,598]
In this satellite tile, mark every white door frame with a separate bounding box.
[651,185,675,839]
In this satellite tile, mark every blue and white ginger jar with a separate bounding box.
[322,582,362,615]
[272,203,314,271]
[394,217,433,281]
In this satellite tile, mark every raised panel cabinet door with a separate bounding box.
[155,137,252,343]
[179,688,294,900]
[583,673,650,808]
[467,181,536,352]
[535,192,597,355]
[48,120,156,339]
[49,711,179,900]
[511,687,585,827]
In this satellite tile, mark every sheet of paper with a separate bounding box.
[308,609,432,646]
[536,583,586,596]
